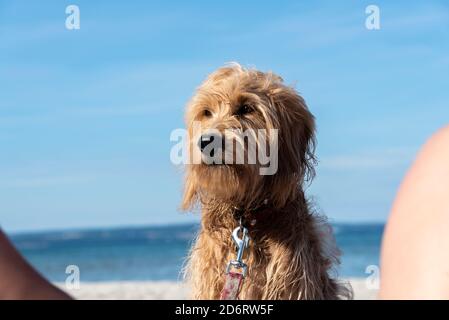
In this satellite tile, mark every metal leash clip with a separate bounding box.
[225,225,250,277]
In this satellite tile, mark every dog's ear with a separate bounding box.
[267,85,316,206]
[181,167,198,211]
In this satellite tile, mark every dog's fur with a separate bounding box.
[182,63,351,299]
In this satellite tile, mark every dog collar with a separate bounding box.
[232,198,272,228]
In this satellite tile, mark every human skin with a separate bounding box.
[379,125,449,299]
[0,230,71,300]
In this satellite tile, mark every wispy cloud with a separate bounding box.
[0,175,95,188]
[0,22,66,50]
[320,147,418,170]
[0,104,172,126]
[65,105,161,117]
[385,5,449,30]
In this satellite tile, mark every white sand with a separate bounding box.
[57,278,377,300]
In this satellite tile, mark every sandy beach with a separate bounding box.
[57,278,377,300]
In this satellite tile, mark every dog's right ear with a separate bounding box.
[181,169,198,210]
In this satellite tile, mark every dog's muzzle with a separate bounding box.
[198,133,222,156]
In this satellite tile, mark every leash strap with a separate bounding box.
[220,271,244,300]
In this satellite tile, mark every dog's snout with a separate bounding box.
[199,134,216,153]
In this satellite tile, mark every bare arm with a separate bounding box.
[379,126,449,299]
[0,229,71,300]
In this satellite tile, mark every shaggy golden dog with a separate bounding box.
[181,63,351,300]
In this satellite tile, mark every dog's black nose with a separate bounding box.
[199,134,216,153]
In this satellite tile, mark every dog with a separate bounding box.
[181,63,351,300]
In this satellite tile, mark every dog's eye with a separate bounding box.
[237,104,253,116]
[203,109,212,117]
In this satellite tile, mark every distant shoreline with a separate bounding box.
[8,221,385,237]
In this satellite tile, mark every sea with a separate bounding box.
[10,223,384,282]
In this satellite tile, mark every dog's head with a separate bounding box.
[182,63,316,210]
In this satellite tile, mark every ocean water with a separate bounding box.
[10,223,383,282]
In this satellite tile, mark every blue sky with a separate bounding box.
[0,1,448,232]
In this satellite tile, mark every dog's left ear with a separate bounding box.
[268,85,316,203]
